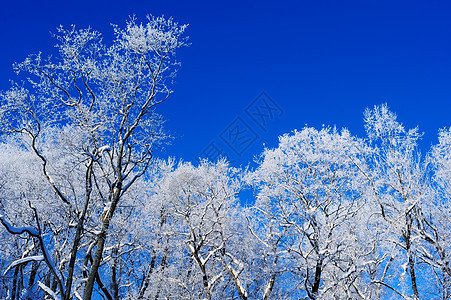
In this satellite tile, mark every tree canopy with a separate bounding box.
[1,15,451,300]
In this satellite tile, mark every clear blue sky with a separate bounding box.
[1,0,450,166]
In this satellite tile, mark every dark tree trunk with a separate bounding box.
[405,214,420,299]
[65,160,94,299]
[11,266,19,300]
[84,180,122,300]
[309,259,323,299]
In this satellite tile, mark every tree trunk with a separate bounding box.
[111,248,119,300]
[65,160,94,299]
[26,261,39,300]
[11,265,19,300]
[83,182,122,300]
[405,215,420,299]
[310,259,323,299]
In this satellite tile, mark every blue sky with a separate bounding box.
[1,0,450,166]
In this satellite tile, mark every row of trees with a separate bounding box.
[0,15,450,300]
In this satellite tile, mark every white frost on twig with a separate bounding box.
[97,145,111,155]
[3,255,44,276]
[74,291,83,300]
[37,281,61,300]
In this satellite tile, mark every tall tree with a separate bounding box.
[422,127,451,299]
[362,104,426,299]
[249,126,370,299]
[0,15,187,300]
[151,159,249,299]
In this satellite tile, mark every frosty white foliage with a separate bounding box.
[151,159,247,299]
[430,127,451,189]
[249,126,370,299]
[364,103,405,140]
[117,16,188,53]
[37,281,61,300]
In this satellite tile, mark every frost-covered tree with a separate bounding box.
[249,126,370,299]
[2,25,451,300]
[422,127,451,299]
[0,141,53,300]
[0,15,187,300]
[148,159,251,300]
[362,104,427,299]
